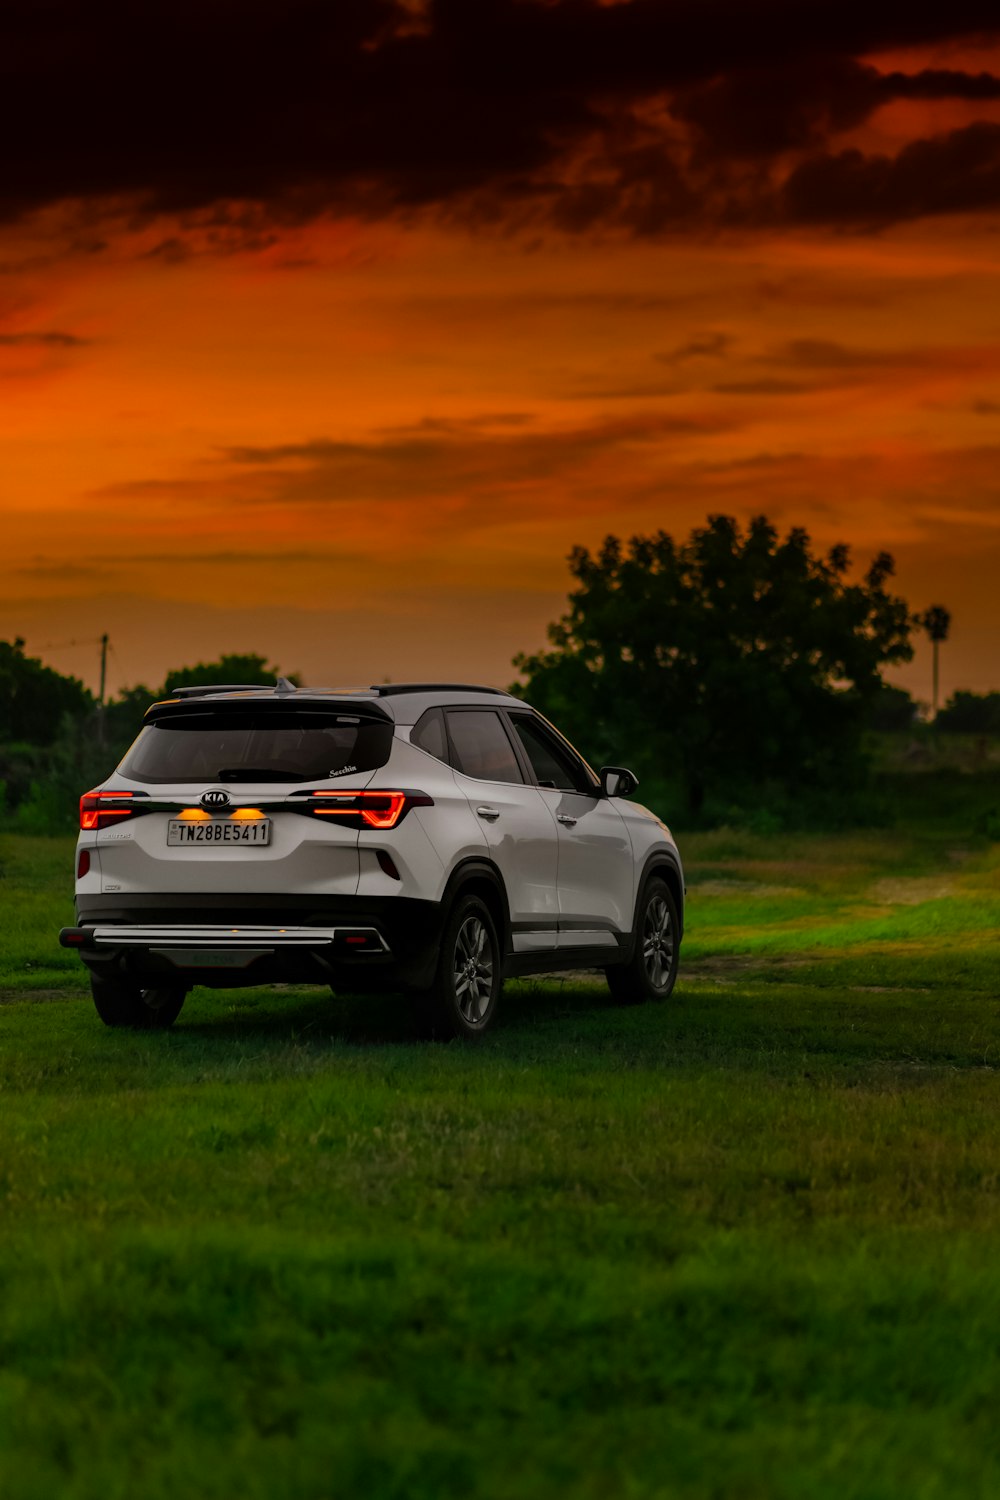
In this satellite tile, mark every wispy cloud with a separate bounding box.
[0,329,89,347]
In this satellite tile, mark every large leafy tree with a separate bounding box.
[513,515,915,814]
[159,653,284,695]
[0,637,93,745]
[102,655,290,755]
[935,691,1000,734]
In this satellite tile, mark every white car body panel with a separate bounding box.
[451,767,560,933]
[535,787,635,935]
[361,736,488,905]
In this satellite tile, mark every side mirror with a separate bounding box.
[600,765,638,798]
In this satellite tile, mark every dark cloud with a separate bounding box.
[715,337,997,394]
[16,549,365,572]
[657,331,733,362]
[781,122,1000,225]
[713,379,807,395]
[0,1,999,237]
[671,61,1000,165]
[13,563,110,579]
[90,407,740,523]
[373,412,536,434]
[671,57,881,163]
[761,339,903,368]
[0,330,88,346]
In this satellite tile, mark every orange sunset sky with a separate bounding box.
[2,1,999,705]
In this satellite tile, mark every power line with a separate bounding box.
[31,636,105,651]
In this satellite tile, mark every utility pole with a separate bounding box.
[98,633,109,746]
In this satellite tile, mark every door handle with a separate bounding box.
[556,814,578,826]
[476,805,501,821]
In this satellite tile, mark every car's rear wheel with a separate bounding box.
[418,894,502,1040]
[606,877,679,1005]
[91,976,186,1029]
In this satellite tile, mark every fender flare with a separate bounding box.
[626,851,685,959]
[440,856,512,955]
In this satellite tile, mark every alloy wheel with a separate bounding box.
[642,895,674,990]
[453,915,495,1024]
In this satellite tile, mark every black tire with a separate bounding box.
[605,877,679,1005]
[91,976,186,1030]
[417,894,502,1040]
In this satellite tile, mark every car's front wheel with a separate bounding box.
[418,894,502,1040]
[605,877,679,1005]
[91,976,186,1029]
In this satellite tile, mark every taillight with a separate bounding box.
[299,789,432,829]
[80,789,135,831]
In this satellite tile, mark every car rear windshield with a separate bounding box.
[118,712,393,784]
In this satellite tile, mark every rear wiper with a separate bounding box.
[215,767,302,782]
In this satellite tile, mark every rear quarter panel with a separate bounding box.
[361,735,489,905]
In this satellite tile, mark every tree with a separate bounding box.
[513,515,915,815]
[0,637,93,745]
[867,682,918,733]
[935,690,1000,735]
[159,653,285,695]
[918,605,951,719]
[100,656,292,765]
[0,651,297,832]
[102,684,159,752]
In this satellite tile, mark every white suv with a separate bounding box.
[60,682,684,1038]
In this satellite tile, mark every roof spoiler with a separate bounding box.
[169,683,275,698]
[145,681,391,722]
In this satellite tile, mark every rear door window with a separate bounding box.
[445,710,524,784]
[119,713,393,783]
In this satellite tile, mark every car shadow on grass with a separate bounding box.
[178,975,619,1048]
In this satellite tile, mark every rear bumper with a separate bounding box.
[62,895,444,989]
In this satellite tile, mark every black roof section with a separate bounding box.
[371,682,510,697]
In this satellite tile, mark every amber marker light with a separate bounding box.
[177,808,211,821]
[230,808,265,819]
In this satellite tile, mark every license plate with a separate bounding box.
[166,819,272,846]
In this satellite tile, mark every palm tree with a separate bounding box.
[919,606,951,718]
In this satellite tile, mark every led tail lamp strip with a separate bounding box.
[80,789,148,831]
[302,789,432,829]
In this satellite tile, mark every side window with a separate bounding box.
[508,714,593,794]
[446,710,524,785]
[411,707,449,764]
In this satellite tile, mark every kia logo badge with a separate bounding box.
[201,789,231,809]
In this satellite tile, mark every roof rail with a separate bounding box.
[371,682,509,697]
[170,683,273,698]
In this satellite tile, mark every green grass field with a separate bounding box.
[1,819,999,1499]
